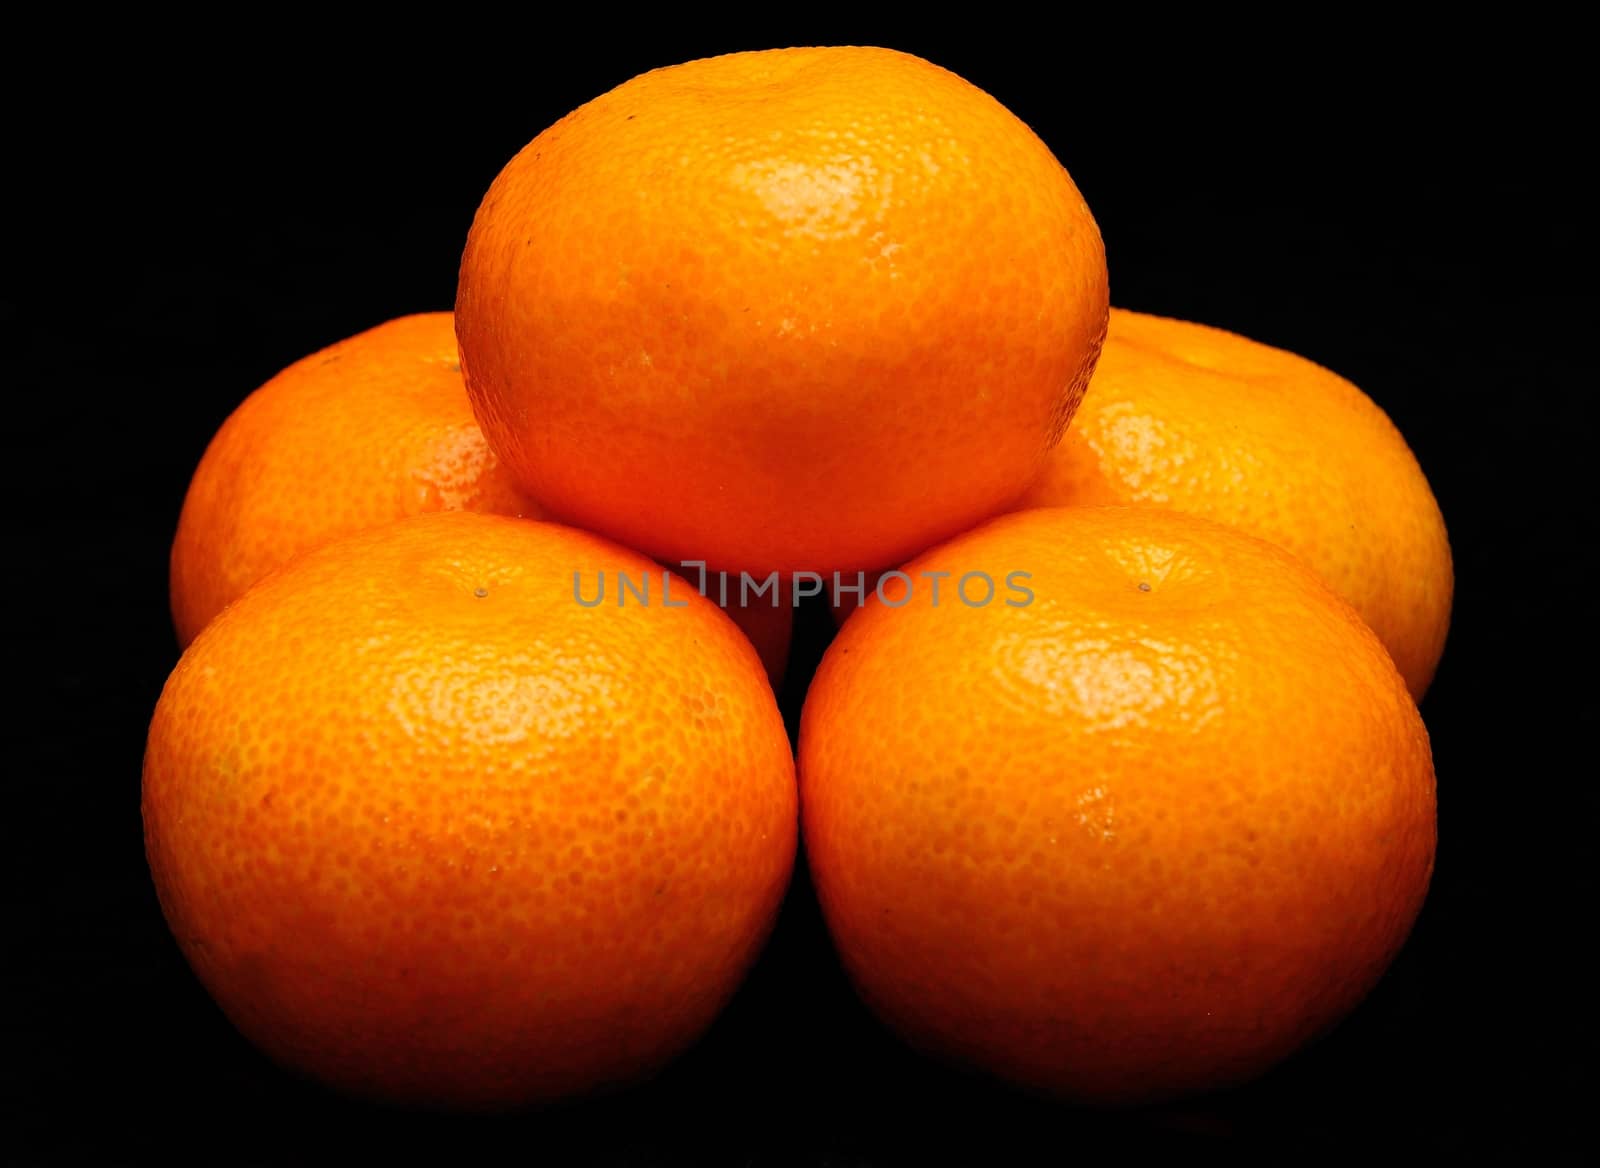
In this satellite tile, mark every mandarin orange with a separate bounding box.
[457,46,1107,576]
[169,313,534,647]
[800,506,1435,1102]
[168,313,791,681]
[145,513,797,1108]
[1017,308,1452,696]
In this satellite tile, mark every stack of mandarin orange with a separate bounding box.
[145,47,1449,1109]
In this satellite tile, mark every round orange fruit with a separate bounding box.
[169,313,535,647]
[457,45,1108,576]
[1016,308,1452,697]
[144,512,798,1109]
[168,313,791,683]
[800,506,1436,1103]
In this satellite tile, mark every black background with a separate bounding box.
[12,23,1594,1163]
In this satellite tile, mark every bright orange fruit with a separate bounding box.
[168,313,791,682]
[144,513,798,1109]
[1017,308,1452,696]
[800,506,1435,1103]
[457,45,1108,576]
[170,313,534,647]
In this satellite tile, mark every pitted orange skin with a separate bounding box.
[457,46,1108,575]
[145,513,798,1109]
[1018,308,1452,697]
[800,506,1435,1102]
